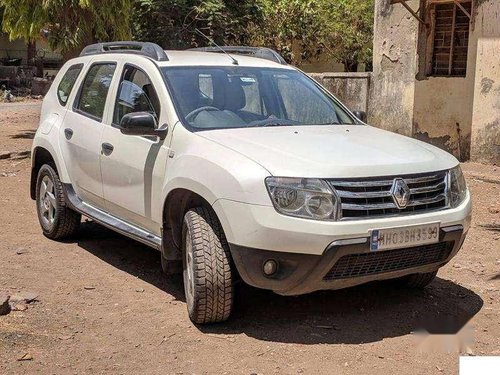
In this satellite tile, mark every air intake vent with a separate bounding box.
[323,242,453,280]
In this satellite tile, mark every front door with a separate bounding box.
[100,64,169,234]
[62,62,117,209]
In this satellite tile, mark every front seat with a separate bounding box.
[224,79,264,123]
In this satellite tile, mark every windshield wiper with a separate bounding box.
[260,122,291,127]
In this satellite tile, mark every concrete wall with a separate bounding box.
[0,35,27,60]
[310,72,371,113]
[370,0,500,163]
[301,60,346,74]
[470,0,500,164]
[368,0,420,136]
[0,36,61,63]
[412,0,482,161]
[413,77,474,160]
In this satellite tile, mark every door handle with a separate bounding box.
[64,128,73,140]
[101,142,114,156]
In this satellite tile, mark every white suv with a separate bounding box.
[31,42,472,324]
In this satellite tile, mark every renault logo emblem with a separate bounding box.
[391,178,410,209]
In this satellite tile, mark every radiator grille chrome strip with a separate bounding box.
[329,174,444,187]
[328,171,449,220]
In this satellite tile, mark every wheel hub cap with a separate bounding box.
[39,175,56,227]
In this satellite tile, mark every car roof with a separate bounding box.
[69,46,296,71]
[156,50,294,69]
[75,42,294,70]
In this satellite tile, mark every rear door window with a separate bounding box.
[75,63,116,121]
[57,64,83,106]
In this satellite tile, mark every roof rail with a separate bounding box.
[80,41,168,61]
[189,46,287,65]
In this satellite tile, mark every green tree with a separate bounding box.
[0,0,132,60]
[250,0,324,65]
[321,0,374,71]
[251,0,373,70]
[133,0,261,49]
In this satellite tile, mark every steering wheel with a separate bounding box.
[186,106,221,122]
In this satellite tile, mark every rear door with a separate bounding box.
[62,61,117,209]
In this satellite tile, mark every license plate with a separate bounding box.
[370,223,440,251]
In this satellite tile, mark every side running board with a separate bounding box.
[63,184,162,250]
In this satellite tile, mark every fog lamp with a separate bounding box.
[263,259,278,276]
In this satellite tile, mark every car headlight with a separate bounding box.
[448,165,467,208]
[265,177,340,220]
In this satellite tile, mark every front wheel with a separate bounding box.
[182,207,233,324]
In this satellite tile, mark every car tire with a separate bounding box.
[36,164,81,240]
[182,206,233,324]
[399,271,438,288]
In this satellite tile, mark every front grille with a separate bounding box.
[328,171,449,219]
[323,242,453,281]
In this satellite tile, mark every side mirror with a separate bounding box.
[119,112,168,140]
[352,110,367,123]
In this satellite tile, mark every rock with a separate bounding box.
[0,294,11,315]
[10,150,30,160]
[1,172,16,177]
[489,206,500,214]
[17,353,33,361]
[16,248,27,255]
[465,346,474,356]
[0,151,11,160]
[10,292,38,304]
[135,288,145,293]
[3,90,14,102]
[84,286,96,290]
[31,77,52,96]
[12,304,27,311]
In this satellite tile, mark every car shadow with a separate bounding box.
[202,278,483,344]
[75,220,483,345]
[75,220,185,303]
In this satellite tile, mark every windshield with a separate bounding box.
[161,66,357,130]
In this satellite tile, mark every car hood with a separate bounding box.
[197,125,458,178]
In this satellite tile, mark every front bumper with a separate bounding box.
[214,191,472,255]
[229,225,467,295]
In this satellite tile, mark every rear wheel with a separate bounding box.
[35,164,80,240]
[182,207,233,324]
[398,271,438,288]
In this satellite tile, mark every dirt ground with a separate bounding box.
[0,103,499,375]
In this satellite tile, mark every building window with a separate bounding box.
[430,1,471,77]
